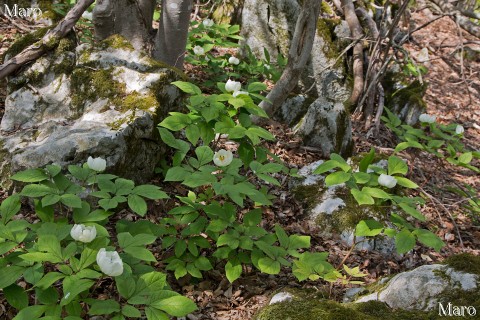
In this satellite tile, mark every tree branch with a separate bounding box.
[342,0,364,106]
[0,0,94,81]
[430,0,480,38]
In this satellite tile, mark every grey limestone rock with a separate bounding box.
[0,35,182,189]
[355,264,479,311]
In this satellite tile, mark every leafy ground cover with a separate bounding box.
[0,6,479,319]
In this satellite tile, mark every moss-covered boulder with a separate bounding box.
[354,258,480,312]
[0,35,183,189]
[257,257,480,320]
[292,160,395,254]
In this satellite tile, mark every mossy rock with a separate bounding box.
[255,298,434,320]
[0,34,184,188]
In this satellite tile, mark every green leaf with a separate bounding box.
[362,187,391,199]
[1,194,21,223]
[458,152,473,164]
[275,224,289,248]
[313,160,339,174]
[243,209,262,226]
[325,172,351,186]
[353,172,371,184]
[175,241,187,257]
[36,287,59,305]
[145,307,169,320]
[116,274,137,300]
[60,194,83,208]
[359,147,375,172]
[225,258,242,283]
[355,220,384,237]
[115,178,135,195]
[185,124,200,145]
[258,257,281,274]
[395,141,423,152]
[395,177,419,188]
[395,228,416,254]
[11,169,48,182]
[350,189,374,205]
[12,305,48,320]
[34,272,65,290]
[413,229,445,252]
[21,184,53,197]
[122,305,142,318]
[128,194,148,216]
[150,296,197,317]
[4,284,29,310]
[247,82,267,92]
[388,156,408,175]
[172,81,201,95]
[195,146,214,166]
[398,203,425,221]
[41,194,61,207]
[124,247,156,262]
[238,142,255,166]
[164,166,191,182]
[88,299,121,315]
[132,185,168,199]
[78,247,98,271]
[159,112,192,131]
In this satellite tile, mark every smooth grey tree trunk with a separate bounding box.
[153,0,193,68]
[93,0,156,51]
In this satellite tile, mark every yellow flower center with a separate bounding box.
[219,155,225,161]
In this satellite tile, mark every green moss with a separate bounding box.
[321,1,335,15]
[255,298,439,320]
[2,27,49,60]
[292,183,325,211]
[316,19,339,62]
[70,67,126,109]
[443,253,480,275]
[117,91,159,112]
[99,34,135,51]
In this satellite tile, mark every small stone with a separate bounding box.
[269,292,294,305]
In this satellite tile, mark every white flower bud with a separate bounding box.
[96,248,123,277]
[225,79,241,92]
[455,125,464,135]
[419,113,436,124]
[378,174,397,188]
[70,224,96,243]
[213,149,233,167]
[193,46,205,55]
[228,56,240,65]
[87,156,106,172]
[203,19,214,27]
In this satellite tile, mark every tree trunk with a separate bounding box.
[256,0,321,120]
[93,0,156,51]
[153,0,193,68]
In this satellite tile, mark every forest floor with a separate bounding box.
[0,5,479,320]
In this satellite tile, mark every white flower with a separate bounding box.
[70,224,96,243]
[87,156,106,172]
[233,90,249,97]
[213,149,233,167]
[228,56,240,65]
[193,46,205,55]
[419,113,436,124]
[203,19,214,27]
[378,174,397,188]
[225,79,241,93]
[82,11,92,20]
[455,125,464,135]
[96,248,123,277]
